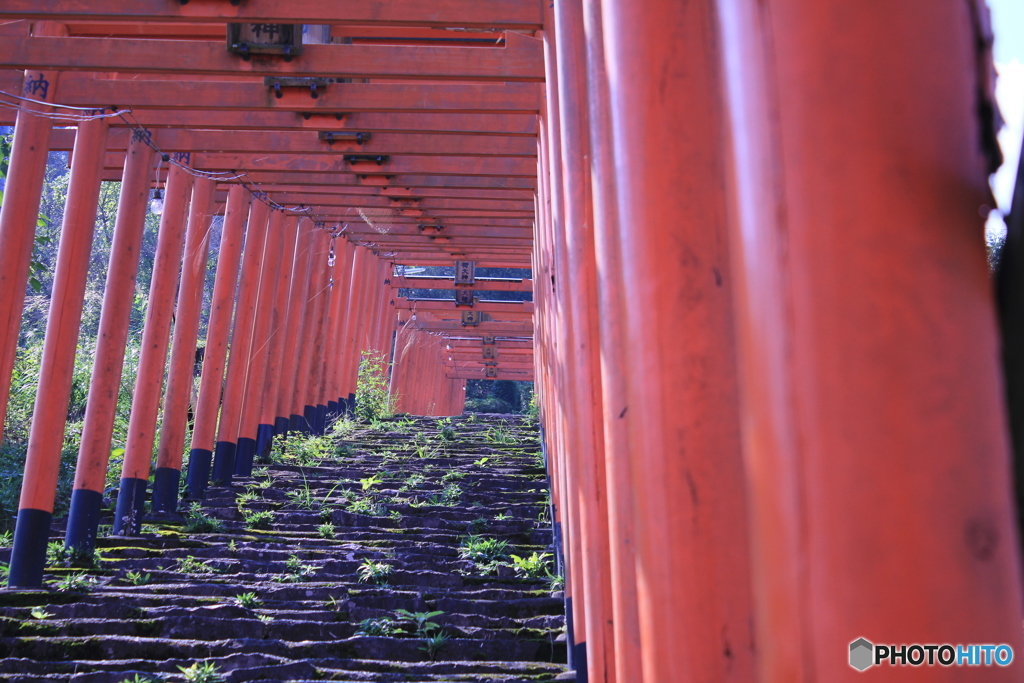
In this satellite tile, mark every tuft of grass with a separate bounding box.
[317,522,335,539]
[235,592,262,609]
[509,552,553,579]
[53,571,97,592]
[125,570,151,586]
[357,558,393,585]
[178,661,224,683]
[241,508,275,530]
[184,503,223,534]
[177,555,216,574]
[355,616,397,636]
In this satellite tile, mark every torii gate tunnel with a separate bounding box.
[0,1,1022,681]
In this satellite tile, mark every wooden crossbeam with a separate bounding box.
[0,1,544,30]
[54,78,542,113]
[0,33,543,81]
[97,170,536,191]
[394,277,533,291]
[102,153,536,177]
[397,300,534,313]
[49,128,536,157]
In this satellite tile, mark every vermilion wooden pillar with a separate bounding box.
[256,215,300,458]
[211,199,271,484]
[44,131,154,568]
[114,163,193,534]
[11,117,107,570]
[0,31,61,448]
[581,0,643,678]
[326,239,355,416]
[715,1,1024,679]
[235,209,287,476]
[542,16,589,676]
[186,186,250,499]
[274,218,315,433]
[337,246,369,410]
[292,227,330,431]
[600,0,756,680]
[551,1,615,679]
[299,229,332,433]
[152,177,216,513]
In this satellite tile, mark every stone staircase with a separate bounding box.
[0,415,569,682]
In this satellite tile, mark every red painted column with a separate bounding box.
[256,215,300,457]
[582,0,643,679]
[600,0,756,679]
[234,208,287,475]
[0,26,62,448]
[337,246,369,410]
[114,163,193,534]
[211,198,271,484]
[152,177,216,512]
[541,16,589,674]
[9,117,107,575]
[290,229,329,432]
[325,239,355,416]
[30,130,154,577]
[274,218,315,433]
[715,1,1024,679]
[186,185,250,498]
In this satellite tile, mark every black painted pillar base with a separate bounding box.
[234,437,256,477]
[564,596,588,682]
[337,396,349,417]
[303,405,317,433]
[256,423,274,462]
[314,404,327,435]
[151,467,181,514]
[186,447,213,500]
[327,400,339,419]
[9,508,52,588]
[112,477,148,535]
[347,393,357,416]
[211,441,237,485]
[289,413,307,433]
[65,488,104,552]
[274,416,289,436]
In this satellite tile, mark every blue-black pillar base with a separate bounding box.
[274,416,289,436]
[337,396,349,416]
[289,413,307,433]
[327,400,339,419]
[313,404,327,435]
[186,447,213,499]
[303,405,317,432]
[65,488,104,552]
[211,441,237,485]
[347,393,357,416]
[9,508,52,588]
[112,477,148,535]
[151,467,181,513]
[564,596,588,683]
[256,423,274,462]
[234,437,256,477]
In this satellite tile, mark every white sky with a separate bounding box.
[987,0,1023,237]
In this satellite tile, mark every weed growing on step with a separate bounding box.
[440,470,466,483]
[355,616,398,636]
[285,470,341,512]
[420,631,450,660]
[279,554,317,582]
[347,495,388,517]
[392,417,416,433]
[359,472,384,491]
[466,517,489,534]
[355,350,397,423]
[0,562,8,583]
[395,609,444,637]
[184,503,223,534]
[509,552,553,579]
[0,530,11,547]
[549,573,565,591]
[317,522,335,539]
[459,535,510,574]
[125,570,151,586]
[473,457,490,467]
[398,472,425,492]
[178,661,224,683]
[388,509,402,522]
[483,420,518,445]
[357,558,393,585]
[46,541,96,570]
[29,608,53,619]
[256,613,274,623]
[441,483,462,505]
[236,489,260,505]
[177,556,216,574]
[494,512,510,521]
[330,417,358,440]
[241,508,275,530]
[234,592,262,609]
[436,417,456,441]
[53,571,97,592]
[116,675,161,683]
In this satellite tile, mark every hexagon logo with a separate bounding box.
[850,638,874,671]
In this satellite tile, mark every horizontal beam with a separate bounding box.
[397,299,533,313]
[394,277,533,291]
[55,78,542,113]
[52,128,536,157]
[103,153,537,177]
[446,368,535,381]
[0,1,544,30]
[398,320,532,333]
[99,169,537,190]
[0,32,543,82]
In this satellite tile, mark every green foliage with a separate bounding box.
[436,417,456,441]
[241,508,275,530]
[355,617,397,637]
[184,503,223,534]
[177,556,216,574]
[29,608,53,620]
[483,420,518,445]
[178,661,224,683]
[125,571,151,586]
[394,609,444,637]
[357,558,393,585]
[53,571,97,592]
[116,675,161,683]
[234,592,262,609]
[459,535,510,574]
[271,432,332,466]
[279,554,316,582]
[359,473,384,491]
[317,522,335,539]
[420,631,450,660]
[347,495,388,517]
[355,350,397,422]
[509,552,553,579]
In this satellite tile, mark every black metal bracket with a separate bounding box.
[346,154,389,166]
[319,131,371,146]
[264,77,333,99]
